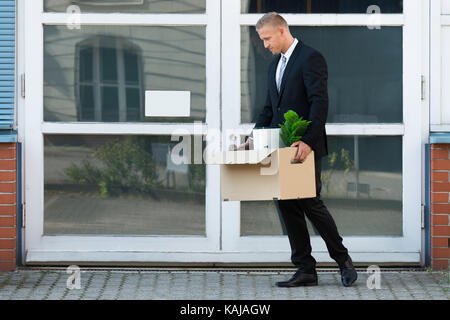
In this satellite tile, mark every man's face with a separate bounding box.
[257,25,283,55]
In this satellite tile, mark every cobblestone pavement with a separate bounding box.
[0,268,448,300]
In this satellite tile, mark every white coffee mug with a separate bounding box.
[252,128,281,150]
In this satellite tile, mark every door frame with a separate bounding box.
[19,0,426,265]
[22,0,224,264]
[220,0,424,264]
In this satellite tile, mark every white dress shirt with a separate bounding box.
[275,38,299,87]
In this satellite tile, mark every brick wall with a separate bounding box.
[430,144,450,270]
[0,143,16,271]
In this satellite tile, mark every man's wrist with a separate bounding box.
[300,138,312,149]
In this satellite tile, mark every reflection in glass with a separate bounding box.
[44,135,206,235]
[241,136,402,236]
[241,26,402,124]
[44,26,206,122]
[102,87,119,121]
[45,0,206,13]
[101,47,118,82]
[241,0,403,13]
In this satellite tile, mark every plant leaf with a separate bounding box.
[279,110,311,146]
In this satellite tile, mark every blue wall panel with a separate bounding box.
[0,0,14,129]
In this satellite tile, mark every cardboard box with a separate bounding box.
[209,147,316,201]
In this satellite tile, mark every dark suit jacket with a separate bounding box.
[254,39,329,158]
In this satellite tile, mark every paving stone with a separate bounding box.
[1,269,449,300]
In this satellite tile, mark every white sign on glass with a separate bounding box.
[145,90,191,117]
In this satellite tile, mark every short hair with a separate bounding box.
[256,12,288,30]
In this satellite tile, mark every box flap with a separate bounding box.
[207,149,278,165]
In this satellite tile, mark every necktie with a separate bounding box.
[277,55,287,92]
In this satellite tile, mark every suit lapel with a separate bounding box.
[276,40,302,106]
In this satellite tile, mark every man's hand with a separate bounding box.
[291,140,311,163]
[233,137,253,151]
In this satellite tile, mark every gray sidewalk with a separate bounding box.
[0,267,448,300]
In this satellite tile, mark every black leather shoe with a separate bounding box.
[340,257,357,287]
[276,269,318,287]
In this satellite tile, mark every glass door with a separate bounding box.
[221,0,423,264]
[24,0,222,263]
[22,0,424,265]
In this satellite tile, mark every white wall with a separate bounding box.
[443,0,450,123]
[431,0,450,128]
[443,26,450,123]
[441,0,450,124]
[442,0,450,14]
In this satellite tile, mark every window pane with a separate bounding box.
[126,87,141,121]
[241,136,402,236]
[124,51,139,85]
[79,85,95,121]
[44,0,206,13]
[79,47,93,82]
[102,86,119,121]
[100,47,117,83]
[44,25,206,123]
[241,26,402,124]
[241,0,402,13]
[44,135,206,235]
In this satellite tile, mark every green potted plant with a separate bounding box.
[278,110,312,147]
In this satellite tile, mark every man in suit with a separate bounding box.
[241,12,357,287]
